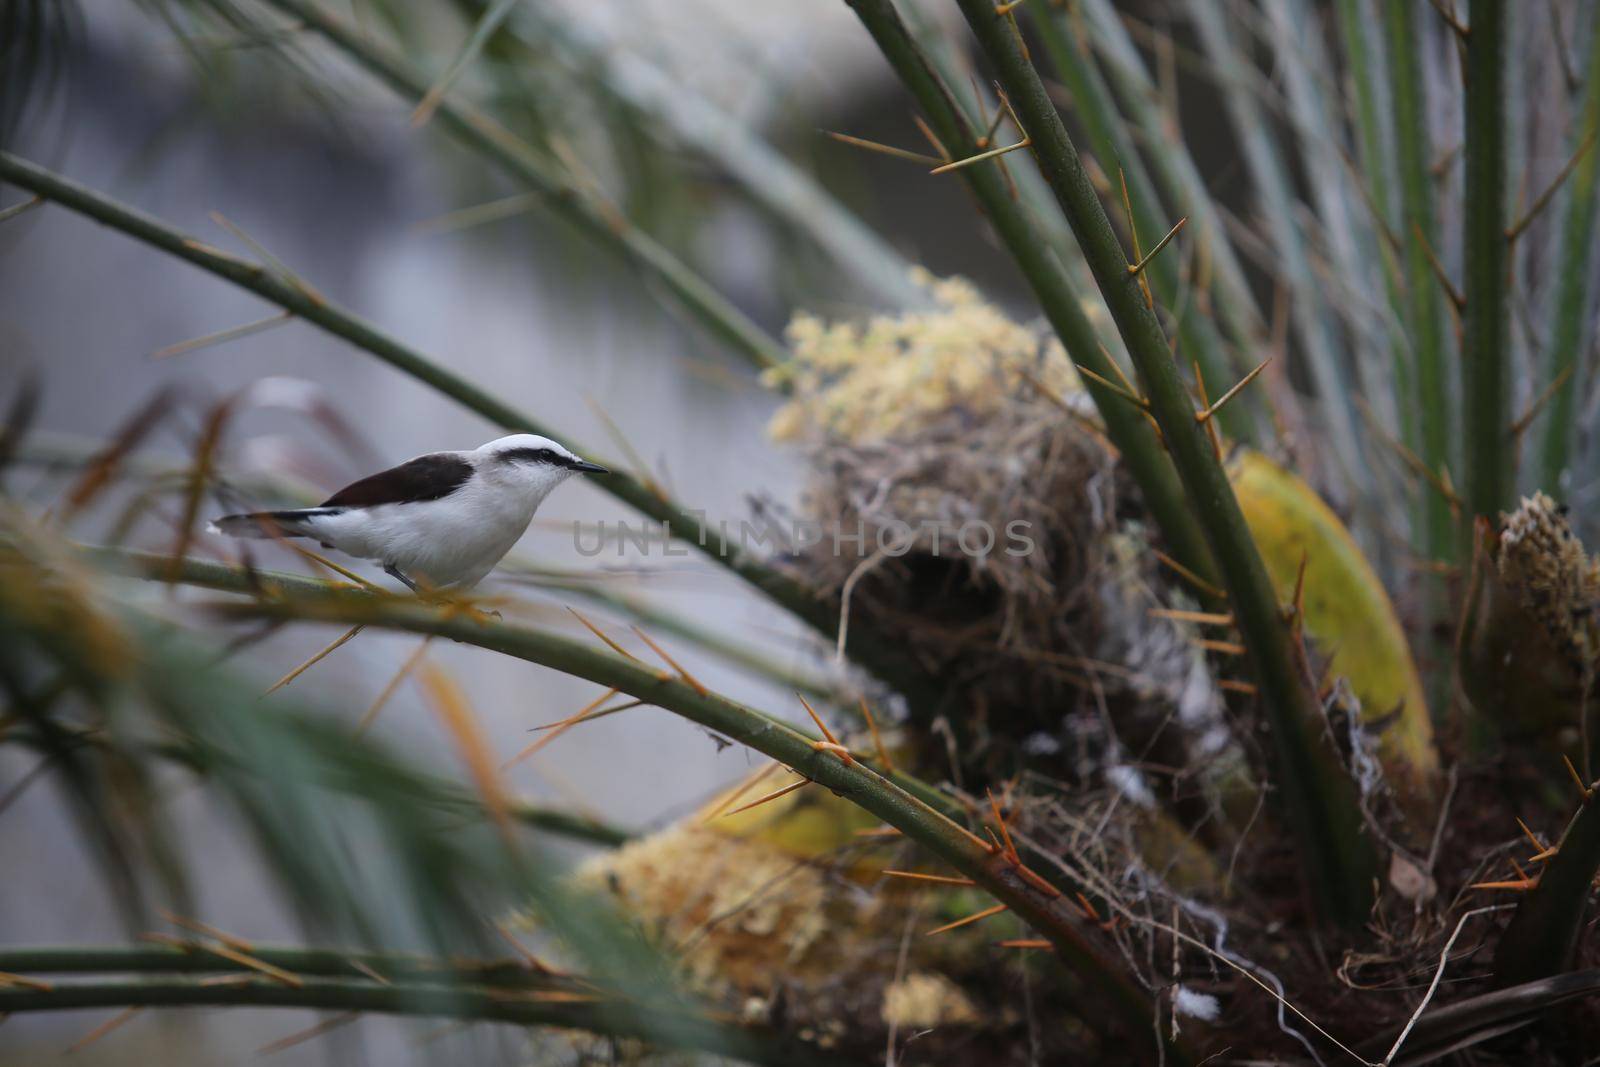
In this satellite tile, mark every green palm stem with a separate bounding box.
[1462,0,1511,518]
[1029,7,1258,442]
[1493,785,1600,987]
[0,945,593,986]
[1,715,632,847]
[950,0,1376,927]
[0,976,844,1067]
[1069,0,1269,372]
[254,0,786,372]
[0,150,938,708]
[1263,0,1410,533]
[1334,0,1418,460]
[842,0,1218,590]
[93,547,1182,1058]
[501,563,841,703]
[1537,14,1600,496]
[1182,1,1368,505]
[1385,0,1457,563]
[476,1,927,311]
[892,2,1087,280]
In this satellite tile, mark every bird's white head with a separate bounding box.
[477,434,608,502]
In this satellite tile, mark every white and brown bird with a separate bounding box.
[210,434,607,590]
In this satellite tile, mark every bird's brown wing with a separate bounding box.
[320,453,474,508]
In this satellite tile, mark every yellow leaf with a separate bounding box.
[1229,451,1439,817]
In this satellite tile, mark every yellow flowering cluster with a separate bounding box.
[765,269,1084,444]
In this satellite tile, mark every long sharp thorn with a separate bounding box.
[796,693,838,744]
[910,115,951,161]
[291,546,381,590]
[929,136,1033,175]
[1195,638,1247,655]
[860,699,895,774]
[1562,754,1595,800]
[1153,549,1227,601]
[997,939,1052,949]
[0,195,43,224]
[1218,679,1259,695]
[160,910,254,951]
[1128,216,1188,277]
[1149,607,1235,625]
[882,869,977,886]
[721,777,812,818]
[1192,359,1224,459]
[502,688,620,770]
[1507,129,1597,241]
[987,789,1019,862]
[198,942,304,987]
[822,129,944,167]
[1515,817,1547,854]
[1509,365,1575,440]
[357,636,433,735]
[263,624,364,696]
[926,903,1008,936]
[1470,877,1539,892]
[65,1006,144,1053]
[565,606,643,663]
[1198,356,1272,425]
[1413,222,1465,309]
[152,310,293,359]
[210,211,326,305]
[1074,362,1150,410]
[255,1013,360,1056]
[632,625,708,695]
[701,762,784,823]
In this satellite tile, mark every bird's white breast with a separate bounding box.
[311,470,539,588]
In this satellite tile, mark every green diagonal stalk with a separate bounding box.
[0,976,843,1067]
[93,547,1180,1058]
[251,0,786,371]
[1462,0,1511,518]
[1028,5,1258,441]
[1068,0,1267,370]
[476,0,927,311]
[0,944,604,986]
[1335,0,1417,462]
[1182,1,1367,504]
[1386,0,1456,562]
[0,151,934,705]
[1538,15,1600,496]
[948,0,1376,926]
[842,0,1217,587]
[1493,788,1600,987]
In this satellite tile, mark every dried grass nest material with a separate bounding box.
[766,274,1208,764]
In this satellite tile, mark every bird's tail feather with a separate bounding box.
[208,508,334,539]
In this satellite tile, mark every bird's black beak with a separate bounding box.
[570,459,609,475]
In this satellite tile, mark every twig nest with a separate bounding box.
[766,273,1203,778]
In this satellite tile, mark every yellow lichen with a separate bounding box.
[766,270,1083,445]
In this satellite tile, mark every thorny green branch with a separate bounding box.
[1461,0,1511,518]
[261,0,789,371]
[88,546,1177,1059]
[842,0,1219,592]
[949,0,1377,926]
[0,150,938,709]
[0,975,843,1067]
[1386,0,1456,562]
